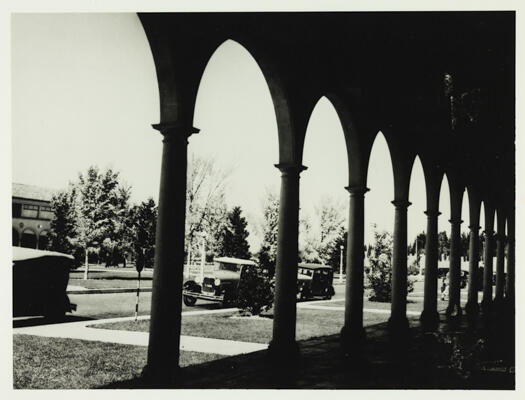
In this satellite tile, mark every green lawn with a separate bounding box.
[68,292,153,320]
[69,278,152,289]
[93,307,390,344]
[13,334,223,389]
[70,270,152,280]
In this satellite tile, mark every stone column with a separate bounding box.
[446,217,463,318]
[505,213,515,303]
[420,209,441,329]
[389,200,411,332]
[465,224,481,317]
[341,186,368,351]
[481,206,495,313]
[494,214,506,302]
[269,163,306,360]
[144,122,199,383]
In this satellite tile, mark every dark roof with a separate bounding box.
[214,256,257,266]
[12,183,56,202]
[12,247,74,262]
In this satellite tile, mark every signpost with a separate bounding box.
[339,245,344,283]
[134,249,144,321]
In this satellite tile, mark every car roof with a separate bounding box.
[214,256,257,266]
[12,247,75,262]
[298,262,332,270]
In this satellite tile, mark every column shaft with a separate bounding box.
[465,225,480,316]
[447,219,462,318]
[482,230,494,310]
[389,200,410,330]
[145,123,197,381]
[341,187,367,348]
[270,163,305,357]
[420,210,440,329]
[506,215,515,302]
[495,231,506,301]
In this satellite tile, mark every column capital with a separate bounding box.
[391,200,411,209]
[152,122,200,142]
[448,218,463,224]
[274,163,307,175]
[344,186,370,196]
[468,225,481,231]
[424,209,441,217]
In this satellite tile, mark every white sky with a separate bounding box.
[12,13,479,249]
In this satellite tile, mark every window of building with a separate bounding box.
[21,204,39,218]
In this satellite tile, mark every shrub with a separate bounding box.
[237,266,274,316]
[367,229,414,302]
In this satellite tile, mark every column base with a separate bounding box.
[480,298,492,315]
[141,363,180,388]
[419,309,440,331]
[268,339,300,364]
[388,315,409,339]
[340,324,366,355]
[464,301,479,317]
[445,304,462,320]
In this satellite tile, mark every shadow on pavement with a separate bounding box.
[13,315,95,328]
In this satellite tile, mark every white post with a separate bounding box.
[339,245,344,283]
[200,232,207,281]
[83,245,89,280]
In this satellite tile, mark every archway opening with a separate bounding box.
[300,96,348,281]
[12,228,20,246]
[365,131,395,247]
[191,39,279,264]
[39,230,49,250]
[21,229,37,249]
[407,156,426,287]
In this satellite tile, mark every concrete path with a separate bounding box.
[13,308,267,356]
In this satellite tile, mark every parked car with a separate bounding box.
[183,256,258,306]
[12,247,76,319]
[297,263,335,300]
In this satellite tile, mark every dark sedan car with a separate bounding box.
[13,247,76,319]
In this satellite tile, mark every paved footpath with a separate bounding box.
[13,308,267,356]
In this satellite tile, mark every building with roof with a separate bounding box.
[12,183,56,249]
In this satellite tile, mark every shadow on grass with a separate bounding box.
[101,310,515,390]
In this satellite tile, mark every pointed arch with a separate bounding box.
[364,131,395,244]
[408,155,427,246]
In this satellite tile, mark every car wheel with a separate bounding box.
[183,295,197,306]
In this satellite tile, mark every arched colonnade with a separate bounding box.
[138,12,515,381]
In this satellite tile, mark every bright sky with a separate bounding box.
[12,13,476,250]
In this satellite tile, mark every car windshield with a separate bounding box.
[218,262,241,272]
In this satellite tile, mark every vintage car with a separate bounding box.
[13,247,77,319]
[297,263,335,300]
[183,256,258,306]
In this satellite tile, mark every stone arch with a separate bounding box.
[407,155,427,258]
[369,129,415,202]
[194,37,300,165]
[301,95,348,178]
[20,228,37,249]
